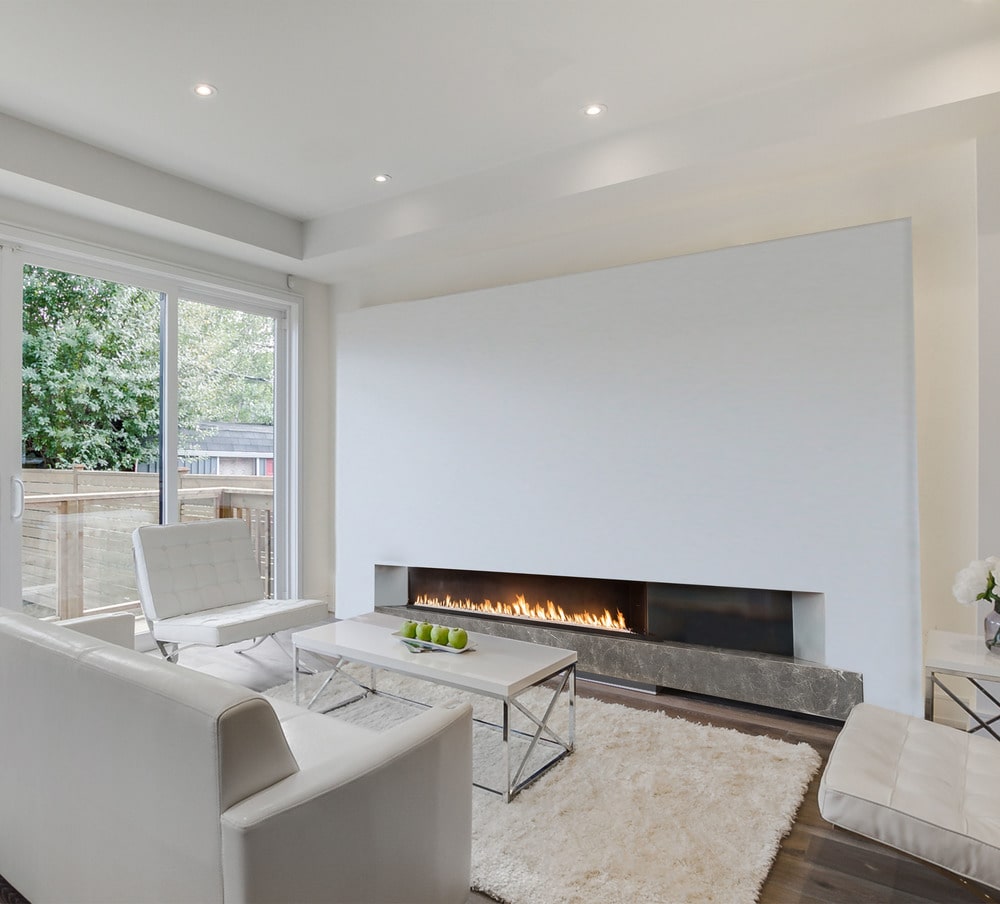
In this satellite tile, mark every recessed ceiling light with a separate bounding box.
[373,173,392,183]
[582,103,607,117]
[193,83,217,98]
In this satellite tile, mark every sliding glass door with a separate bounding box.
[0,246,23,613]
[0,245,297,622]
[175,299,278,597]
[19,263,162,619]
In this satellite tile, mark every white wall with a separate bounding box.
[342,142,981,653]
[979,134,1000,557]
[336,221,921,713]
[298,278,336,605]
[976,135,1000,718]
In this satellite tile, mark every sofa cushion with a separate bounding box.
[62,611,137,648]
[150,596,328,646]
[218,697,302,810]
[818,702,1000,890]
[271,700,380,769]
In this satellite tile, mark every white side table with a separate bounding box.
[925,629,1000,740]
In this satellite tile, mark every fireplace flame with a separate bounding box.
[414,593,633,632]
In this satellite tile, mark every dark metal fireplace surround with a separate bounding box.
[374,565,863,720]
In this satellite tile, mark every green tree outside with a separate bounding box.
[177,300,274,429]
[22,265,275,471]
[22,266,160,470]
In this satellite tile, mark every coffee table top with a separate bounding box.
[292,612,577,698]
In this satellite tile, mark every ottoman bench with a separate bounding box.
[818,702,1000,890]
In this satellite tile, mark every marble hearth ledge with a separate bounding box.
[374,605,862,720]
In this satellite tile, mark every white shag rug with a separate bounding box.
[266,667,821,904]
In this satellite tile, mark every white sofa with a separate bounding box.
[0,610,473,904]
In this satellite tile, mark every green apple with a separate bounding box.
[415,621,433,642]
[400,620,417,639]
[448,627,468,650]
[430,624,451,646]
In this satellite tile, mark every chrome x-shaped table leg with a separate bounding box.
[500,664,575,802]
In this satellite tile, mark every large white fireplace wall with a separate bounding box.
[335,220,920,714]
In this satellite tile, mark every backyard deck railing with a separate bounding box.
[20,469,274,620]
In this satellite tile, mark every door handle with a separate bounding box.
[10,476,24,520]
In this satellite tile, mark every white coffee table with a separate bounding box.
[292,612,577,801]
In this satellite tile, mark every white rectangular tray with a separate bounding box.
[392,629,476,654]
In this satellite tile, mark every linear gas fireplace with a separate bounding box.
[405,565,792,657]
[407,566,645,636]
[375,563,863,720]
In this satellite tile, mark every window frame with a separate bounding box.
[0,231,304,601]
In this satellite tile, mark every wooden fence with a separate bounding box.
[21,469,274,620]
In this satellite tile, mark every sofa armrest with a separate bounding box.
[61,612,136,649]
[220,702,472,904]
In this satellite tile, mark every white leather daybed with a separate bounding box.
[818,701,1000,890]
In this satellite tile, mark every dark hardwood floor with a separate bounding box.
[580,680,997,904]
[182,630,998,904]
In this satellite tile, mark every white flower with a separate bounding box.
[953,558,993,605]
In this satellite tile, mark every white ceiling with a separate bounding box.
[1,0,999,289]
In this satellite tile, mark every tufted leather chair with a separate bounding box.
[132,518,328,663]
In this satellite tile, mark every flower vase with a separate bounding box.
[986,606,1000,654]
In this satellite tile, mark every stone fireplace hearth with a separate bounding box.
[374,564,863,720]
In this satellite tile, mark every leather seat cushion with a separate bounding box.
[819,702,1000,890]
[269,698,380,769]
[152,597,328,646]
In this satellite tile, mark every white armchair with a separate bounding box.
[132,518,328,663]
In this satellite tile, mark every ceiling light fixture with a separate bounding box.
[582,103,607,117]
[193,83,217,97]
[373,173,392,183]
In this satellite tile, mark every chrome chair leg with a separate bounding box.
[155,640,179,663]
[236,633,316,674]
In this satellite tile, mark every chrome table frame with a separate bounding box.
[293,615,576,802]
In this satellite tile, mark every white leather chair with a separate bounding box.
[132,518,328,664]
